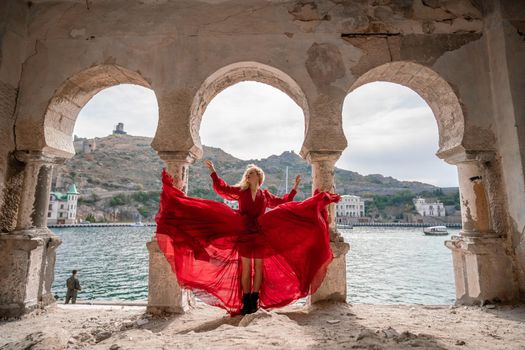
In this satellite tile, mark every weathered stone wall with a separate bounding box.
[483,0,525,298]
[0,1,27,232]
[432,34,495,150]
[12,0,487,158]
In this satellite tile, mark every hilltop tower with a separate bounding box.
[113,122,127,135]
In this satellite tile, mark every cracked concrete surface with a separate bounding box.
[1,302,524,349]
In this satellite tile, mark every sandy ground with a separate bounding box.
[1,302,524,349]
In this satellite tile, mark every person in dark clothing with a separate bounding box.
[65,270,81,304]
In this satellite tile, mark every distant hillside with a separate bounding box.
[54,134,444,221]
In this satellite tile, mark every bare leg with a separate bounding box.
[253,258,263,292]
[241,257,252,293]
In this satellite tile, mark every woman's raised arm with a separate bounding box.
[204,160,241,201]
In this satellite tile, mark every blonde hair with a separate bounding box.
[237,164,265,190]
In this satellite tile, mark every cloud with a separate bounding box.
[338,82,457,187]
[200,81,304,160]
[74,84,158,138]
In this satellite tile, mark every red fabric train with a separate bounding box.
[155,169,340,315]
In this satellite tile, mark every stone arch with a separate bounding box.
[347,61,465,155]
[39,64,154,157]
[189,61,310,152]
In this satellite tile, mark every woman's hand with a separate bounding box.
[204,159,216,174]
[292,175,301,191]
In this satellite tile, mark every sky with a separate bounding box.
[74,81,458,187]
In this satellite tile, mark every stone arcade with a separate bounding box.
[0,0,524,318]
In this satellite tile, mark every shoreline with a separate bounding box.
[48,222,462,228]
[344,222,461,228]
[48,223,157,228]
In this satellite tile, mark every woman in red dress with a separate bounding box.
[155,160,340,315]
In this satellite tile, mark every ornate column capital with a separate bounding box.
[14,150,66,165]
[157,151,197,192]
[12,150,63,231]
[305,150,342,164]
[436,146,496,165]
[156,151,197,164]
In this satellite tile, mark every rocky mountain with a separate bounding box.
[54,134,442,221]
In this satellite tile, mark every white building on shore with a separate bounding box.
[336,195,365,224]
[413,197,446,217]
[48,184,79,225]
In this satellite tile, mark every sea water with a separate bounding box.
[51,226,457,304]
[342,227,457,305]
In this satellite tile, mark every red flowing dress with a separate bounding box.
[155,169,340,315]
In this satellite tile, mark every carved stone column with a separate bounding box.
[306,151,350,304]
[146,151,196,314]
[0,151,62,318]
[441,149,518,304]
[160,151,195,193]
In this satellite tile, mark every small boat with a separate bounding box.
[337,224,353,229]
[130,221,145,227]
[423,225,448,235]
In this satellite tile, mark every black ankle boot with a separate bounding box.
[249,292,259,314]
[240,293,251,315]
